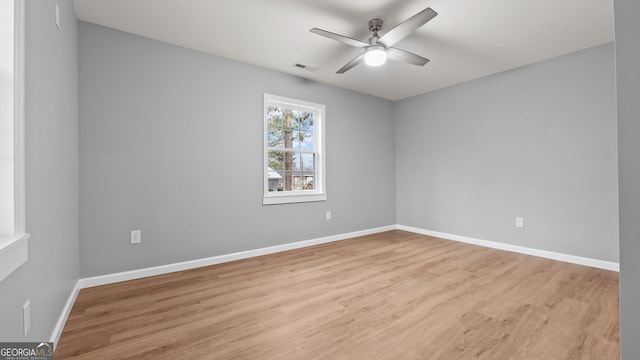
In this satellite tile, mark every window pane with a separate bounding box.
[266,166,283,192]
[283,109,294,131]
[268,151,284,170]
[289,152,300,170]
[292,172,304,191]
[280,152,298,191]
[300,112,313,128]
[267,149,285,192]
[299,128,314,150]
[282,170,295,191]
[267,105,282,126]
[293,128,310,149]
[267,105,285,149]
[283,126,294,150]
[303,114,314,150]
[302,172,315,190]
[268,126,283,148]
[301,153,314,171]
[292,129,300,149]
[298,113,314,150]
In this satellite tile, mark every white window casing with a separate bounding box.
[0,0,29,283]
[263,94,327,205]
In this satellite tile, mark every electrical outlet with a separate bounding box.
[515,217,524,228]
[130,230,141,244]
[326,211,332,221]
[23,300,30,337]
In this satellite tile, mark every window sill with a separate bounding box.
[263,192,327,205]
[0,233,29,282]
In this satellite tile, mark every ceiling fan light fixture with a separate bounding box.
[364,45,387,67]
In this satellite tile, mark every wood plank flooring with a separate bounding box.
[55,230,619,359]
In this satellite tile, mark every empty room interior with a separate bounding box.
[1,0,640,358]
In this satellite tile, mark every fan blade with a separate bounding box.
[378,7,437,48]
[336,53,364,74]
[310,28,369,48]
[386,47,429,66]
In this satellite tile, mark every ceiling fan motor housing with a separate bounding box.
[368,18,383,33]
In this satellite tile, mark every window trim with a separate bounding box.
[0,0,29,283]
[262,94,327,205]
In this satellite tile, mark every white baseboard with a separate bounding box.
[50,279,80,348]
[396,225,620,272]
[78,225,396,289]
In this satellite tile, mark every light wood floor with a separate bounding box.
[55,230,619,359]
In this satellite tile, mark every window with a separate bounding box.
[263,94,326,205]
[0,0,28,282]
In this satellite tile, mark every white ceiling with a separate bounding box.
[72,0,614,101]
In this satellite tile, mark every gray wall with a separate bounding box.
[614,0,640,358]
[0,0,79,341]
[395,43,619,262]
[78,22,396,277]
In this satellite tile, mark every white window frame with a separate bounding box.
[0,0,29,283]
[263,94,327,205]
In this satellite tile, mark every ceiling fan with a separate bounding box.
[310,7,438,74]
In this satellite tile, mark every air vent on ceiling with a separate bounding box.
[292,63,318,71]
